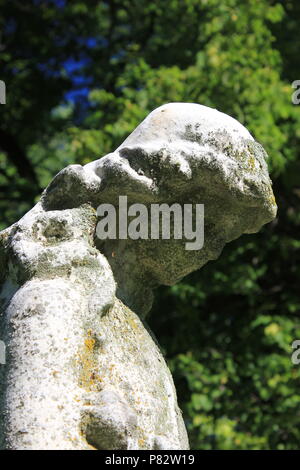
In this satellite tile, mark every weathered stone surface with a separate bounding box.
[0,103,277,449]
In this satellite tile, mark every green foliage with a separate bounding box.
[1,0,300,449]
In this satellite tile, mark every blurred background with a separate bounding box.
[1,0,300,449]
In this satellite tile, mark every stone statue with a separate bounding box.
[0,103,277,449]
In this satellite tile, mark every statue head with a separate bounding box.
[43,103,277,313]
